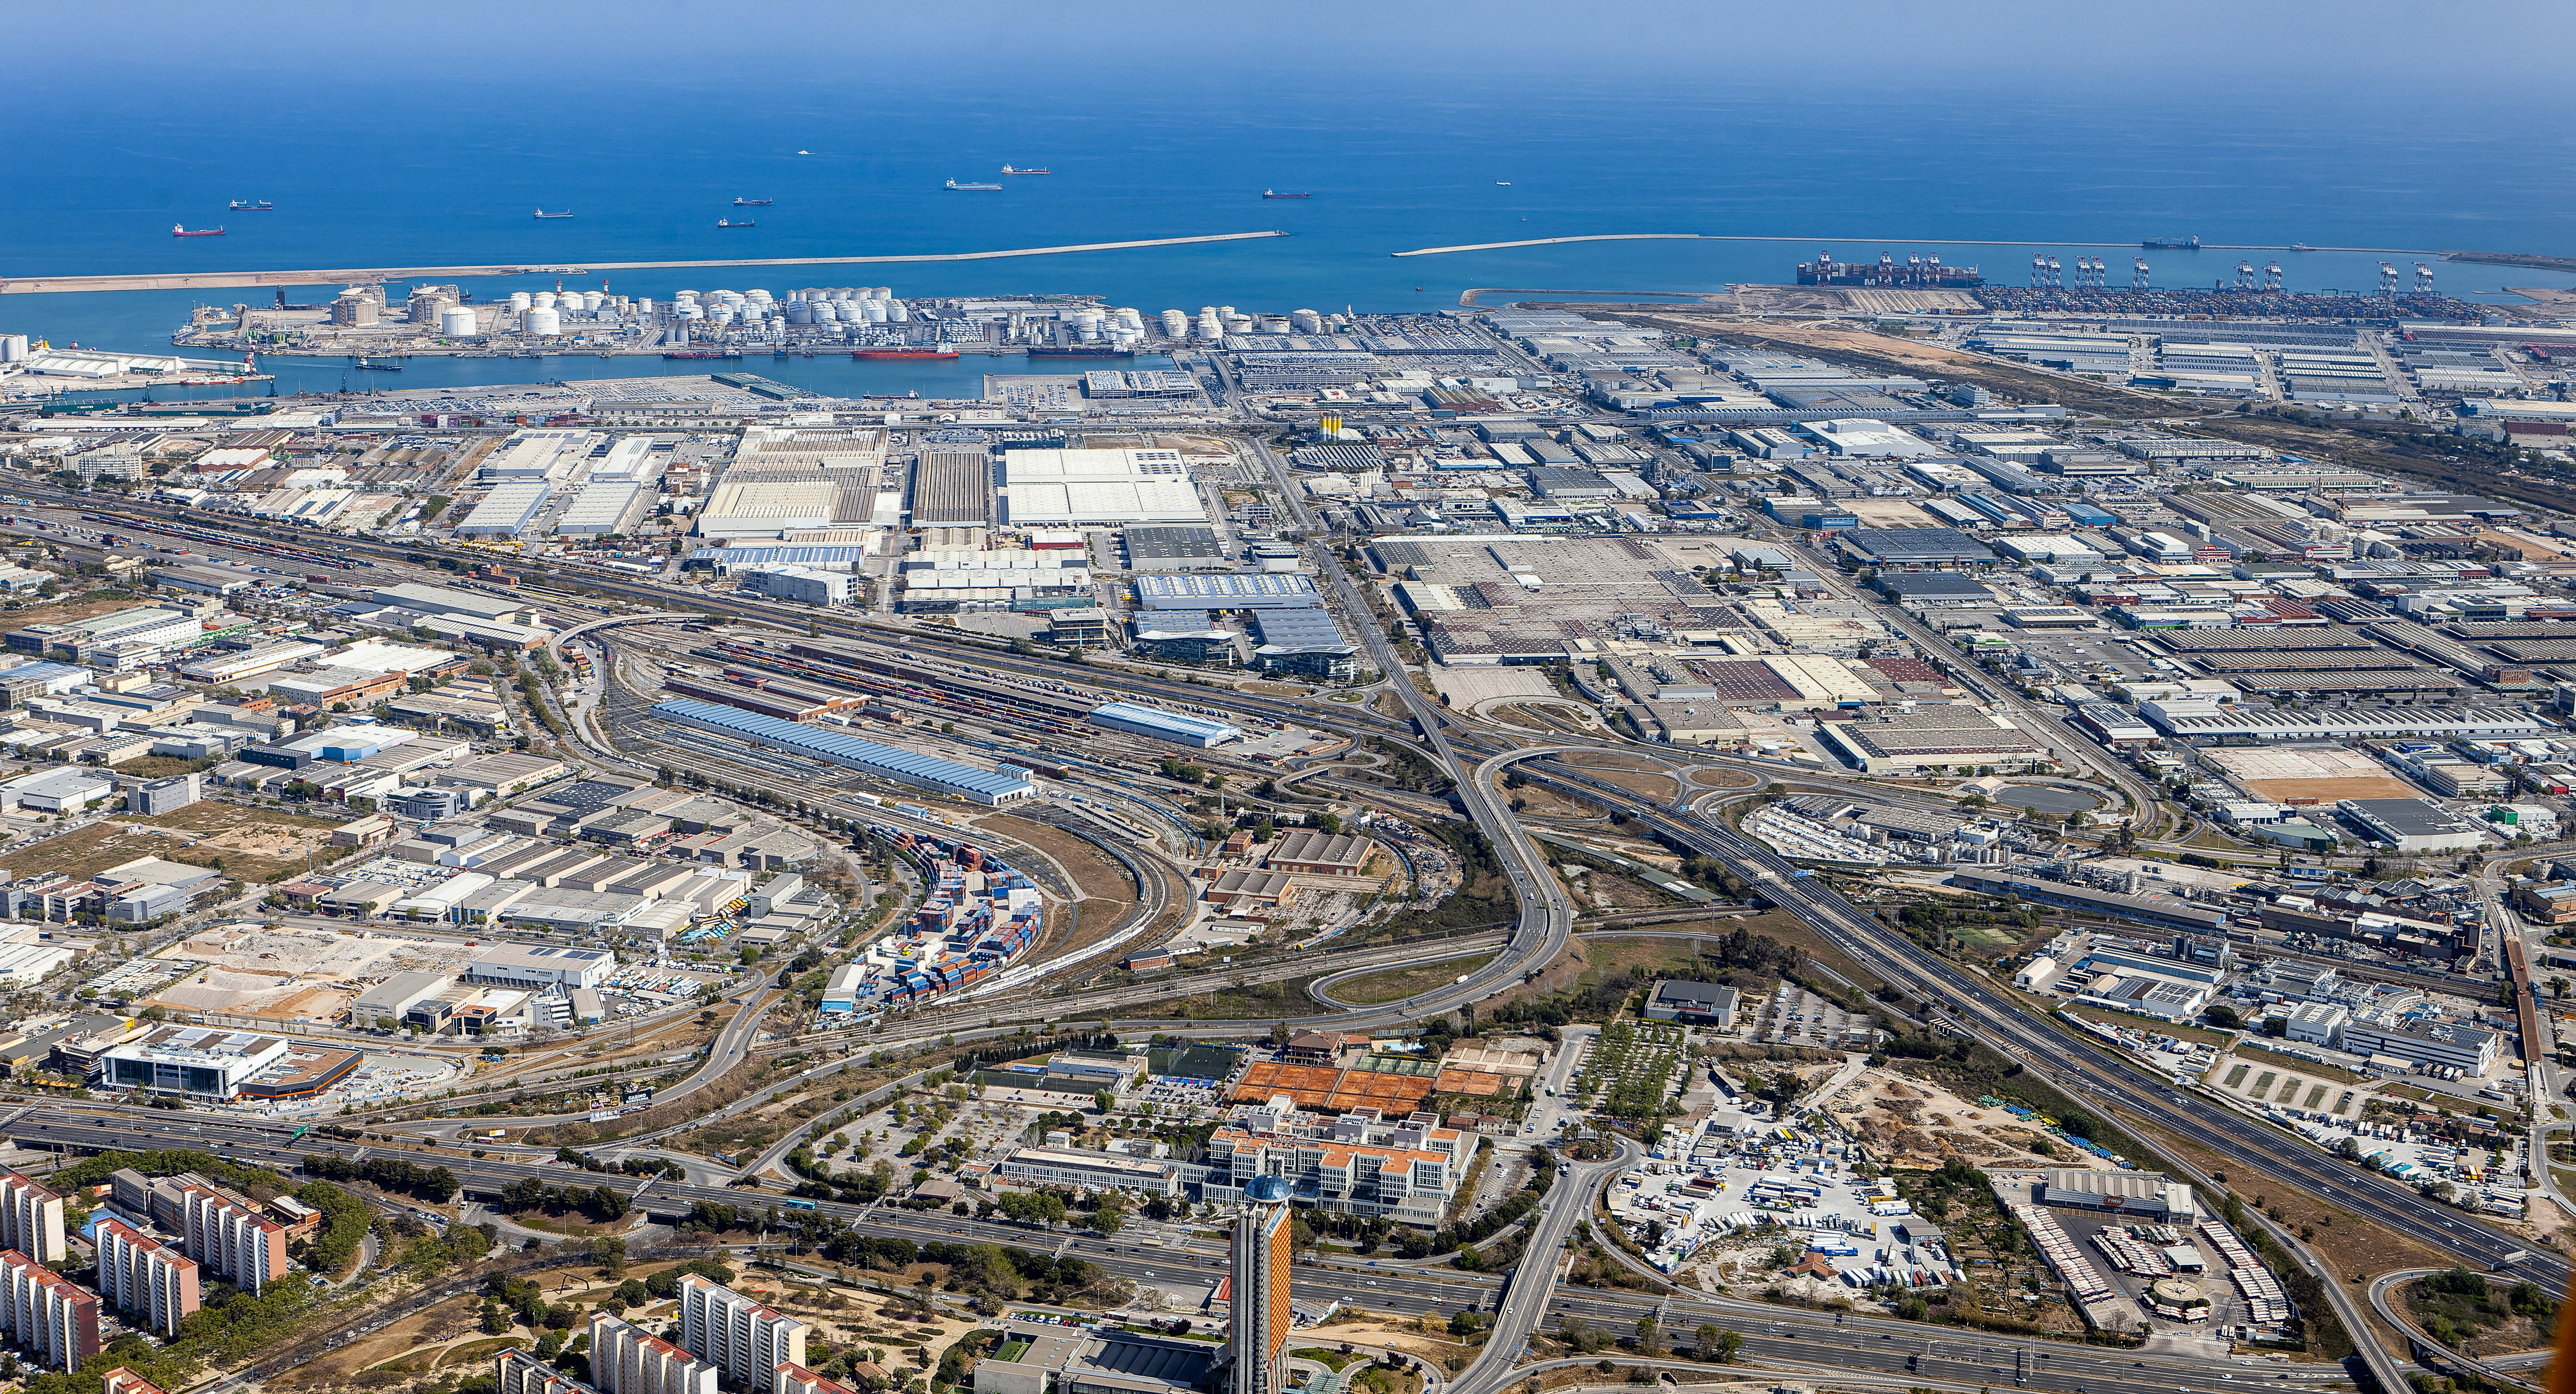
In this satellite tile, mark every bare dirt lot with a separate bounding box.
[8,799,343,884]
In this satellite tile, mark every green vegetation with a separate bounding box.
[1331,952,1500,1005]
[2409,1268,2559,1350]
[1576,1021,1684,1124]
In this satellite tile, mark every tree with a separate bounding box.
[1694,1324,1721,1359]
[2203,1004,2241,1030]
[1634,1314,1657,1349]
[1094,1090,1115,1114]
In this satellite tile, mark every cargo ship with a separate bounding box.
[1001,165,1050,175]
[853,348,958,360]
[2142,235,2201,249]
[534,209,573,218]
[717,218,754,227]
[1262,189,1310,199]
[662,350,743,360]
[172,224,224,237]
[353,357,401,371]
[229,199,273,211]
[733,196,773,206]
[944,179,1001,191]
[1027,346,1136,359]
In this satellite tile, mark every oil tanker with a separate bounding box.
[172,224,225,237]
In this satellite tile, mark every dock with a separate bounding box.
[0,230,1291,296]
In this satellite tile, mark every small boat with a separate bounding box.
[173,224,224,237]
[733,197,773,206]
[534,209,573,219]
[1001,165,1051,175]
[2291,243,2314,252]
[718,218,755,228]
[1262,189,1311,199]
[795,149,810,155]
[853,348,959,360]
[230,199,274,211]
[945,179,1001,191]
[1495,180,1511,186]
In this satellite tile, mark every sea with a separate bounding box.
[6,72,2575,403]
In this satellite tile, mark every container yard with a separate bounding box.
[833,825,1043,1019]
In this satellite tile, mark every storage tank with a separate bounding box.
[441,308,480,337]
[1290,308,1323,334]
[524,307,561,336]
[1114,307,1144,331]
[1261,316,1290,333]
[581,291,604,312]
[886,301,909,322]
[0,335,27,362]
[532,292,558,311]
[508,291,533,312]
[786,302,815,325]
[812,301,840,323]
[860,299,887,324]
[1161,309,1189,337]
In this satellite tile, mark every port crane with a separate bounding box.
[2415,262,2435,292]
[2131,257,2151,289]
[2264,261,2284,292]
[2378,261,2401,297]
[2234,260,2256,292]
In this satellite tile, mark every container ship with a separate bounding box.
[853,348,958,360]
[1027,346,1136,359]
[1794,250,1982,288]
[534,209,573,218]
[172,224,224,237]
[733,196,772,206]
[944,179,1001,191]
[1262,189,1310,199]
[1000,165,1050,175]
[229,199,273,211]
[2142,235,2201,249]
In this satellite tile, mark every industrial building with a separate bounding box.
[2333,798,2489,853]
[465,944,615,990]
[1832,527,1996,570]
[652,698,1036,805]
[454,481,556,539]
[1088,701,1241,747]
[998,447,1208,526]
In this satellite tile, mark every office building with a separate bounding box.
[93,1216,199,1337]
[590,1312,719,1394]
[1229,1176,1294,1394]
[127,772,203,815]
[678,1274,807,1390]
[0,1248,98,1372]
[0,1171,65,1263]
[1643,981,1739,1027]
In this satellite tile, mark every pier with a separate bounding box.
[1393,232,2466,257]
[0,230,1291,295]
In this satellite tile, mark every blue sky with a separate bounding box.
[7,0,2568,88]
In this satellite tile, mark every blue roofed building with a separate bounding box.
[1088,702,1242,747]
[651,699,1037,805]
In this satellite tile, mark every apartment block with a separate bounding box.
[678,1274,807,1389]
[499,1348,598,1394]
[0,1247,99,1371]
[590,1312,718,1394]
[775,1363,863,1394]
[103,1370,177,1394]
[0,1171,65,1263]
[94,1216,201,1337]
[182,1186,290,1293]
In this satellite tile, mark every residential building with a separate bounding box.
[182,1186,288,1294]
[0,1171,65,1263]
[775,1363,863,1394]
[590,1313,719,1394]
[1230,1176,1294,1394]
[0,1248,97,1371]
[499,1348,598,1394]
[93,1216,199,1337]
[102,1370,176,1394]
[678,1274,807,1390]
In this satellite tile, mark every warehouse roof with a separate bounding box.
[651,699,1036,803]
[1090,702,1242,744]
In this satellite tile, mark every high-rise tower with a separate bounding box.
[1229,1176,1295,1394]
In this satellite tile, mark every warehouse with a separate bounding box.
[652,698,1036,805]
[2138,704,2553,742]
[1124,526,1229,571]
[1816,706,2050,775]
[465,944,615,990]
[2334,798,2488,853]
[554,479,647,536]
[1832,527,1995,570]
[1088,701,1242,747]
[998,447,1207,526]
[453,481,555,539]
[1133,572,1322,612]
[910,450,993,525]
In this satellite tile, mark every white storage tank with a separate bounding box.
[0,334,27,361]
[1161,309,1189,337]
[508,291,533,311]
[812,302,840,322]
[1290,308,1323,334]
[886,301,909,322]
[1114,307,1144,331]
[786,302,815,324]
[524,307,561,336]
[580,291,604,311]
[441,308,480,337]
[860,299,887,324]
[532,292,558,310]
[1261,316,1290,333]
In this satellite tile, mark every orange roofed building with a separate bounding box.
[1199,1097,1465,1226]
